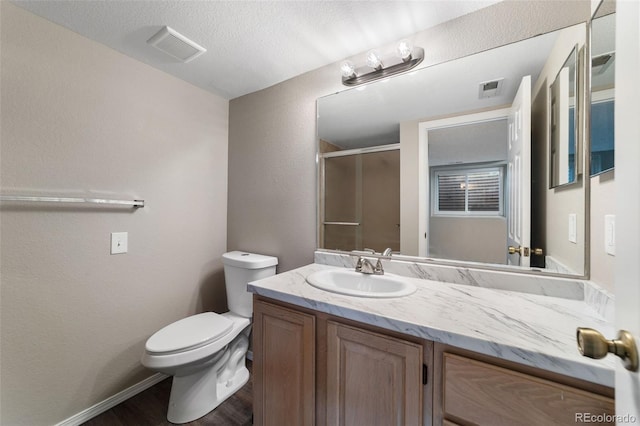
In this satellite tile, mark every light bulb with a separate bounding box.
[340,61,356,78]
[366,50,383,70]
[397,39,413,61]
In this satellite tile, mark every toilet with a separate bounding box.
[141,251,277,424]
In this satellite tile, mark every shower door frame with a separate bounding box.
[318,144,400,252]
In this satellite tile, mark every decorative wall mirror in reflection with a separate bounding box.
[549,46,579,188]
[590,0,615,176]
[317,21,589,278]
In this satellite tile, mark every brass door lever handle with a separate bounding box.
[576,327,639,372]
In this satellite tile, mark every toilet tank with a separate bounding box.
[222,251,278,317]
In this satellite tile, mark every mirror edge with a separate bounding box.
[549,44,581,190]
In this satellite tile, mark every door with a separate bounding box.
[507,75,532,267]
[253,299,316,426]
[614,0,640,417]
[326,321,423,426]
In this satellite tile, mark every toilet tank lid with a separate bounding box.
[222,251,278,269]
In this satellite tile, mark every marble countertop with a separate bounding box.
[248,263,616,387]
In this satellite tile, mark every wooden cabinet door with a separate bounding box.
[326,321,423,426]
[253,299,315,426]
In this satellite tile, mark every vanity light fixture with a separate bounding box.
[341,39,424,87]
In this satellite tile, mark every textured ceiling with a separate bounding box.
[11,0,499,100]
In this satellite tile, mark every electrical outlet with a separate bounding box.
[111,232,128,254]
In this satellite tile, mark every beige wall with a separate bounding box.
[399,119,421,255]
[0,3,229,425]
[429,217,507,264]
[229,1,590,273]
[590,171,615,291]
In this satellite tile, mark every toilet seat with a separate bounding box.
[145,312,233,355]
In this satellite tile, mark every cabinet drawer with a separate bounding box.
[442,353,614,426]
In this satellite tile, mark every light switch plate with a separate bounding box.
[111,232,128,254]
[605,215,615,256]
[568,213,577,244]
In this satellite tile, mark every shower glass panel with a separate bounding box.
[321,148,400,253]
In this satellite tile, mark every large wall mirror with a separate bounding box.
[317,20,591,278]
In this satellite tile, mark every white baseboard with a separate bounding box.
[55,373,168,426]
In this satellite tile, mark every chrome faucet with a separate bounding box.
[382,247,393,257]
[355,256,384,275]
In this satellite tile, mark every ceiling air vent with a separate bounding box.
[478,78,504,99]
[147,26,206,63]
[592,52,615,75]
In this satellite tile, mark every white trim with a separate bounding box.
[54,373,167,426]
[591,87,614,103]
[320,143,399,158]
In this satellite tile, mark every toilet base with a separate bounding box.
[166,331,250,424]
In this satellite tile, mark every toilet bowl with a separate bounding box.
[141,251,277,424]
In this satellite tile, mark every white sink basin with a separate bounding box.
[306,269,417,298]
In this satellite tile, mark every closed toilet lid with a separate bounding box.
[145,312,233,355]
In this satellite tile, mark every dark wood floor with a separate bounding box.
[82,362,253,426]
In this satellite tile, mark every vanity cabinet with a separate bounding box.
[433,344,615,426]
[252,296,614,426]
[253,296,431,426]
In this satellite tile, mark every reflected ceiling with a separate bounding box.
[318,31,559,150]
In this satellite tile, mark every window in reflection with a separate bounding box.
[433,167,503,215]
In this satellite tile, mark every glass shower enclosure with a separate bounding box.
[319,146,400,253]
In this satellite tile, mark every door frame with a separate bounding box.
[417,107,511,257]
[613,0,640,417]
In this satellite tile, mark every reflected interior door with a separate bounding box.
[614,0,640,416]
[507,75,532,267]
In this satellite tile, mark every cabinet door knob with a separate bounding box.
[576,327,639,372]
